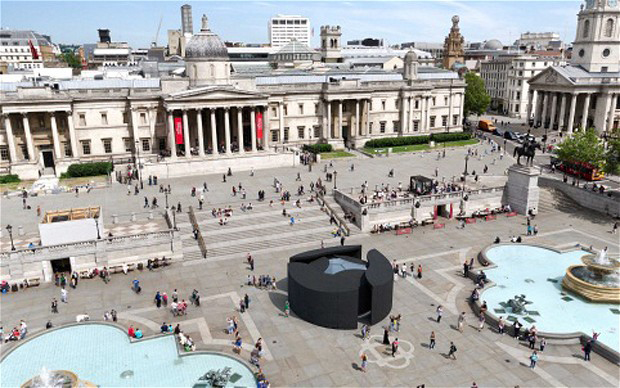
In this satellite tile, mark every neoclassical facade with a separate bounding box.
[0,15,465,179]
[527,0,620,133]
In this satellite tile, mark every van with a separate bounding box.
[478,119,497,132]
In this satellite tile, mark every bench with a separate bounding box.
[26,278,40,287]
[109,265,123,274]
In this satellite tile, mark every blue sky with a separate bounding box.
[2,1,580,48]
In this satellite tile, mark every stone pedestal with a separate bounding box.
[504,165,541,215]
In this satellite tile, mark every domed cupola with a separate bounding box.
[185,14,231,86]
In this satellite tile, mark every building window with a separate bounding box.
[38,115,45,127]
[102,138,112,154]
[381,100,386,111]
[140,112,147,124]
[380,121,386,133]
[415,99,420,109]
[605,18,614,38]
[81,141,91,155]
[124,138,132,152]
[0,147,8,161]
[21,145,29,160]
[78,113,86,126]
[298,104,304,115]
[141,138,150,152]
[444,96,448,106]
[63,142,72,157]
[369,122,373,134]
[297,126,305,139]
[283,105,288,116]
[313,126,320,138]
[432,97,436,106]
[101,113,108,125]
[441,115,448,127]
[430,116,436,128]
[314,103,319,114]
[283,127,289,142]
[453,115,458,126]
[123,112,128,124]
[272,107,277,117]
[393,121,400,132]
[413,120,419,131]
[271,130,278,142]
[583,19,590,38]
[369,101,373,111]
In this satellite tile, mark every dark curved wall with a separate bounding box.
[287,245,393,329]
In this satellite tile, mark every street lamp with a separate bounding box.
[94,217,101,240]
[135,140,144,190]
[333,171,338,190]
[165,191,169,209]
[6,224,15,251]
[463,154,470,176]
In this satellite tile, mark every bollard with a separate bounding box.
[131,212,137,222]
[148,211,154,220]
[112,214,119,224]
[18,225,24,236]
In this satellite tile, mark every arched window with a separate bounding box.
[209,64,215,77]
[605,18,614,38]
[583,20,590,38]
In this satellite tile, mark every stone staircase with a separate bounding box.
[537,187,581,214]
[177,200,359,262]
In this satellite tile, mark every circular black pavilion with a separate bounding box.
[287,245,393,329]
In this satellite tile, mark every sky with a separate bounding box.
[1,1,581,48]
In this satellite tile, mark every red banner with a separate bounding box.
[256,112,263,139]
[174,117,184,145]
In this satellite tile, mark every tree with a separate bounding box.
[463,72,491,116]
[604,128,620,175]
[59,51,81,69]
[555,129,606,168]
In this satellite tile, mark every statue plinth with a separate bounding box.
[503,164,541,215]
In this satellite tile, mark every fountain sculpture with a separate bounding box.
[562,248,620,303]
[21,368,96,388]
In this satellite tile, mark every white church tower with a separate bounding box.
[571,0,620,72]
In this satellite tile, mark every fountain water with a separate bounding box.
[562,248,620,303]
[20,367,95,388]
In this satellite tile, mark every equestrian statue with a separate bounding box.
[513,139,540,166]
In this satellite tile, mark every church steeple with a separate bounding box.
[571,0,620,72]
[443,15,465,70]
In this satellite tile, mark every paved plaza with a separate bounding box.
[1,141,620,387]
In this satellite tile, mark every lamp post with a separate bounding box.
[6,224,15,251]
[94,217,101,240]
[333,171,338,190]
[135,140,144,189]
[463,154,470,176]
[165,191,169,209]
[172,210,178,231]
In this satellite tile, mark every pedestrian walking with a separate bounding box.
[284,300,290,317]
[51,298,58,313]
[436,305,443,323]
[448,342,458,360]
[529,351,539,369]
[540,337,547,352]
[477,313,485,332]
[583,340,592,361]
[360,352,368,372]
[458,312,465,332]
[60,288,68,303]
[383,328,390,345]
[391,338,399,357]
[417,265,422,279]
[498,316,505,335]
[244,294,250,310]
[429,331,436,349]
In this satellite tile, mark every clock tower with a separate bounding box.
[571,0,620,72]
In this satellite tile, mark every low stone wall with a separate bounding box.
[474,243,620,366]
[539,176,620,218]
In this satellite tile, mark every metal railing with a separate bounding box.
[317,192,350,236]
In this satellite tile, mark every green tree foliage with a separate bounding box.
[604,128,620,175]
[60,51,82,69]
[556,129,606,168]
[463,72,491,116]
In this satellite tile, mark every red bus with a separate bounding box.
[551,158,605,181]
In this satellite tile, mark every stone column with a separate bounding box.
[250,108,257,152]
[326,101,332,139]
[425,97,431,132]
[448,92,454,131]
[50,112,62,160]
[408,97,413,133]
[66,111,78,158]
[534,92,542,124]
[355,100,360,138]
[549,93,558,131]
[527,90,536,121]
[167,110,177,159]
[458,93,464,127]
[276,103,284,143]
[3,114,18,162]
[148,108,157,154]
[365,99,370,136]
[400,96,406,135]
[608,94,618,133]
[581,93,591,130]
[262,106,269,150]
[567,94,578,134]
[420,97,426,131]
[182,109,191,157]
[224,108,232,155]
[558,94,567,132]
[196,109,205,157]
[22,113,35,161]
[541,92,549,128]
[210,109,218,155]
[130,108,139,148]
[237,107,244,154]
[338,100,343,138]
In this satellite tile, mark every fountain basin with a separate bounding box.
[562,264,620,304]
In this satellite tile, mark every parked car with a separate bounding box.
[504,131,519,141]
[493,128,504,136]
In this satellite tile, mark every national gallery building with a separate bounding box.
[0,15,465,179]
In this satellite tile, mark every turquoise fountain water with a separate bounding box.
[481,245,619,352]
[0,324,256,387]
